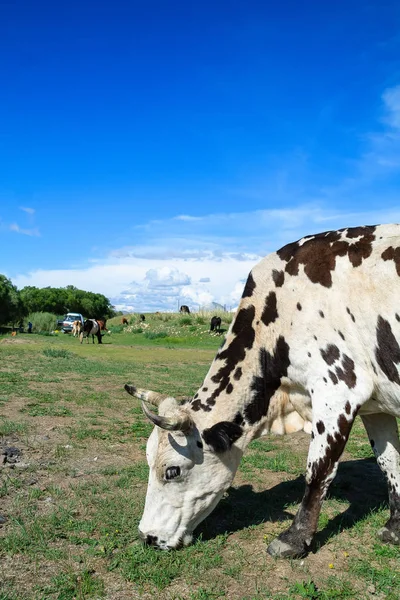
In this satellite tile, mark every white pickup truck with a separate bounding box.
[58,313,85,333]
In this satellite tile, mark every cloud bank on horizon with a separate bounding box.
[11,201,400,313]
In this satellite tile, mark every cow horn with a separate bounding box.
[124,384,166,407]
[141,401,192,432]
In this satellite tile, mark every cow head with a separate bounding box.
[125,384,243,550]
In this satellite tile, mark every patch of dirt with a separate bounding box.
[0,336,36,345]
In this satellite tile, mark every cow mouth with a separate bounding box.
[139,530,192,550]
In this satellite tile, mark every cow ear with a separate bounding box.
[202,421,243,453]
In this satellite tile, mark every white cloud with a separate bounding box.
[144,267,191,288]
[19,206,35,215]
[10,223,40,237]
[382,85,400,130]
[174,215,203,222]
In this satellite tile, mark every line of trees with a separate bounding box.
[0,275,116,327]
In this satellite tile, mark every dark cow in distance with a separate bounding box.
[210,316,222,332]
[140,314,146,322]
[180,305,190,314]
[124,224,400,558]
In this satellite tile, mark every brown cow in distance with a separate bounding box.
[122,317,129,325]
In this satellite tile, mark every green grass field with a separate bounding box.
[0,314,399,599]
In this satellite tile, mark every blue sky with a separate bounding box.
[1,0,400,311]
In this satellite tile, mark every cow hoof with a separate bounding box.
[267,537,307,559]
[377,526,400,545]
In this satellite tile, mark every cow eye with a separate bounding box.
[165,466,181,480]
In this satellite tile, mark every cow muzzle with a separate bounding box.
[138,527,191,550]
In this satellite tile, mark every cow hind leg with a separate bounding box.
[361,413,400,544]
[267,391,363,558]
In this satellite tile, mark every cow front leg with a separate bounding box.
[361,414,400,544]
[267,399,359,558]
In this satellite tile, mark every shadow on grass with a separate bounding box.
[197,457,387,551]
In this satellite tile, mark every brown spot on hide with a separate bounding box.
[319,310,324,318]
[335,354,357,389]
[234,367,242,380]
[337,413,350,436]
[297,302,302,311]
[316,421,325,434]
[272,269,285,287]
[375,315,400,385]
[261,291,278,326]
[244,337,290,424]
[233,412,244,425]
[320,344,340,365]
[242,272,256,297]
[276,226,376,288]
[328,370,338,384]
[381,246,400,277]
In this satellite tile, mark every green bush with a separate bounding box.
[25,312,58,333]
[130,327,143,334]
[179,317,192,326]
[43,348,73,359]
[109,325,124,334]
[143,331,168,339]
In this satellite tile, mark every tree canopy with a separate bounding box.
[19,285,115,319]
[0,275,25,325]
[0,275,116,325]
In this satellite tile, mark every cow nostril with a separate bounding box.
[138,528,161,548]
[145,534,158,546]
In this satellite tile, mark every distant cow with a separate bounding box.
[210,316,222,332]
[80,319,102,344]
[72,320,82,337]
[140,314,146,322]
[122,317,129,326]
[180,305,190,314]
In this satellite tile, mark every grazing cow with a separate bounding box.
[122,317,129,326]
[125,224,400,556]
[140,314,146,322]
[80,319,102,344]
[210,316,222,332]
[72,320,82,337]
[180,305,190,314]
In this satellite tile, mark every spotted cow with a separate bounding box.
[125,224,400,556]
[180,305,190,314]
[80,319,103,344]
